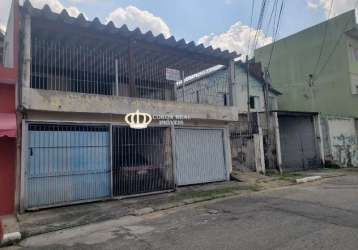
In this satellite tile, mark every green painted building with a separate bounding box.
[255,10,358,118]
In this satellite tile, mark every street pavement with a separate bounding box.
[5,174,358,250]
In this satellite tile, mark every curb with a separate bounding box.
[0,218,22,247]
[19,190,241,239]
[296,176,322,184]
[0,232,22,247]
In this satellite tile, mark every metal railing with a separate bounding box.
[29,37,231,106]
[112,126,174,196]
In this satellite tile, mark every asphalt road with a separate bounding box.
[6,174,358,250]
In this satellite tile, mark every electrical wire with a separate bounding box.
[312,0,334,77]
[251,0,269,53]
[247,0,256,56]
[315,0,358,80]
[265,0,279,37]
[267,0,285,71]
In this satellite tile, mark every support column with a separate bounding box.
[228,59,235,106]
[19,120,28,213]
[181,71,185,102]
[273,112,283,174]
[315,114,326,165]
[22,14,31,89]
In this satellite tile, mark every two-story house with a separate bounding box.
[255,10,358,167]
[13,0,240,212]
[179,60,324,173]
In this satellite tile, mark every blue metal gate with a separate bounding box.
[26,124,111,209]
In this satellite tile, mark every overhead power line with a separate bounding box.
[312,0,334,78]
[247,0,256,56]
[266,0,285,70]
[265,0,279,36]
[315,0,358,80]
[251,0,269,53]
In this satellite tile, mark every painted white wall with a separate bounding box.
[326,117,358,167]
[181,64,279,113]
[235,66,277,113]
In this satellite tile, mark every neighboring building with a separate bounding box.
[255,10,358,167]
[0,0,19,216]
[178,61,279,173]
[177,61,280,112]
[15,0,239,212]
[181,61,324,172]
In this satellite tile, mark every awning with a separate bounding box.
[0,113,16,138]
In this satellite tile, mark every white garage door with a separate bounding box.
[175,128,228,186]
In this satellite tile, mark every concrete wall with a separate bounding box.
[178,69,229,106]
[235,66,277,113]
[22,88,239,122]
[3,0,19,70]
[230,135,256,171]
[255,11,358,118]
[257,112,281,172]
[322,116,358,167]
[181,64,278,113]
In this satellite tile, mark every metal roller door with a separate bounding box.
[175,128,227,186]
[26,124,110,209]
[279,115,320,171]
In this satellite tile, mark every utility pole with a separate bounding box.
[246,55,251,135]
[263,67,270,132]
[263,67,282,174]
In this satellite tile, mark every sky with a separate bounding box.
[0,0,357,57]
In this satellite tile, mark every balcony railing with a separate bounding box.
[30,37,230,106]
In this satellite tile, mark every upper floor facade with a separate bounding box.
[255,10,358,118]
[17,0,240,122]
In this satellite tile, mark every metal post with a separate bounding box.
[128,40,136,97]
[109,124,113,197]
[115,59,119,96]
[173,71,178,101]
[170,125,177,189]
[181,71,185,102]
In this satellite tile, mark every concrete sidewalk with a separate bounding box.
[7,167,357,246]
[18,181,245,238]
[6,173,358,250]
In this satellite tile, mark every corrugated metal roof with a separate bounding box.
[21,0,239,61]
[181,60,282,95]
